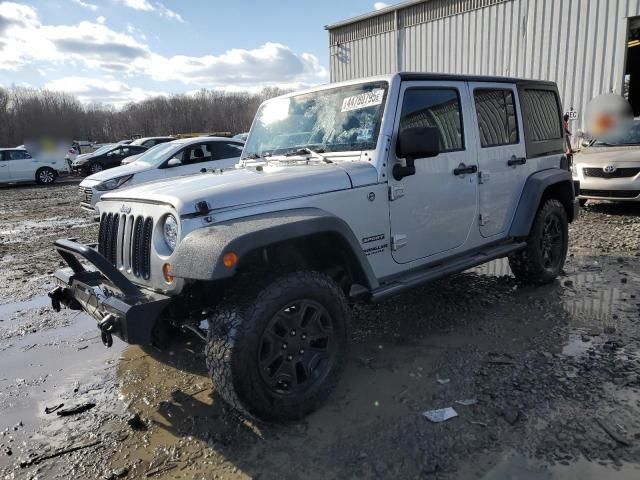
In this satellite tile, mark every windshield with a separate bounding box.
[135,142,181,166]
[594,121,640,146]
[92,144,115,156]
[243,81,388,159]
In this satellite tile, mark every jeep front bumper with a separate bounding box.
[50,239,170,346]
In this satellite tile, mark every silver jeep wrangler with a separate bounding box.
[50,73,578,420]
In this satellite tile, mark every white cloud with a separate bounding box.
[118,0,184,22]
[141,42,327,88]
[71,0,98,11]
[96,15,106,24]
[0,2,327,103]
[374,2,389,10]
[118,0,154,11]
[44,76,165,106]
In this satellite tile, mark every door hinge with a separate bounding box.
[478,171,490,184]
[479,213,491,226]
[391,234,408,251]
[389,185,405,201]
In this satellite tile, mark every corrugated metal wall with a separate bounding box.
[328,0,640,127]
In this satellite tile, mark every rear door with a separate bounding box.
[5,150,35,181]
[0,152,10,182]
[468,84,529,238]
[388,81,478,263]
[201,142,244,169]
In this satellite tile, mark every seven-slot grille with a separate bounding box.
[98,212,153,280]
[79,187,93,204]
[583,167,640,178]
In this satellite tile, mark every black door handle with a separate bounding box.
[453,164,478,176]
[508,156,527,166]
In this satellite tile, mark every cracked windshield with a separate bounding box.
[242,82,388,159]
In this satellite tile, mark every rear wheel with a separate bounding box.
[508,198,568,284]
[90,163,104,174]
[205,271,350,420]
[35,167,56,185]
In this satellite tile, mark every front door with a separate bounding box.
[389,82,478,264]
[468,84,529,238]
[5,150,34,181]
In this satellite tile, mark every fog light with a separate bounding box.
[162,263,174,283]
[222,252,238,268]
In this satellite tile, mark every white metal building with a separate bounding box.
[326,0,640,128]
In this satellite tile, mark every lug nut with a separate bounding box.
[281,343,288,350]
[290,330,296,336]
[301,334,307,340]
[299,349,305,355]
[287,354,293,361]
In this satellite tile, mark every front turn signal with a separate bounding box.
[162,263,174,283]
[222,252,238,268]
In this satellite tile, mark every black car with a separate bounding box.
[74,145,148,175]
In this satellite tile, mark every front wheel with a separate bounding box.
[508,198,568,284]
[90,163,104,174]
[205,271,350,420]
[35,167,56,185]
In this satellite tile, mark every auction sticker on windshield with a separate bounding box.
[341,89,385,112]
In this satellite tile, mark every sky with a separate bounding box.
[0,0,394,106]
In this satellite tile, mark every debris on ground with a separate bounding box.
[56,403,96,417]
[19,440,102,468]
[44,404,64,414]
[422,407,458,423]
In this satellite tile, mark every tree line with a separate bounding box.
[0,85,288,147]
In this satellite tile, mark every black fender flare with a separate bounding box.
[171,208,379,289]
[509,168,577,237]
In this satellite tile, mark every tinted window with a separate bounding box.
[519,90,562,142]
[474,89,519,147]
[399,89,464,152]
[211,142,244,160]
[7,150,30,160]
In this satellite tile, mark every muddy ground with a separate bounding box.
[1,181,640,480]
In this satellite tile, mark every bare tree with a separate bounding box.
[0,86,287,146]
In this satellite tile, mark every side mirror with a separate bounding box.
[167,157,182,167]
[394,126,440,180]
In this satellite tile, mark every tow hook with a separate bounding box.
[98,314,118,348]
[48,286,65,312]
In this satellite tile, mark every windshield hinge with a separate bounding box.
[391,234,408,251]
[389,185,405,201]
[478,171,490,184]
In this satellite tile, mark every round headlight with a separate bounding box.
[163,215,178,251]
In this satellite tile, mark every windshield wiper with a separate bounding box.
[242,153,261,160]
[284,147,332,164]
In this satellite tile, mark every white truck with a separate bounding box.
[50,73,578,420]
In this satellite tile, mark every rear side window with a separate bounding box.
[210,142,244,160]
[474,89,519,147]
[519,89,562,141]
[399,88,464,152]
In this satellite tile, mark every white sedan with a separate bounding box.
[0,148,69,185]
[78,136,244,215]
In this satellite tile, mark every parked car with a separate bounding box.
[51,73,577,421]
[0,148,67,185]
[572,120,640,205]
[72,144,147,175]
[130,136,175,148]
[233,132,249,142]
[78,136,244,214]
[120,142,166,165]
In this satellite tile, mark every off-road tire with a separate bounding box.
[205,271,350,421]
[35,167,56,185]
[508,198,568,284]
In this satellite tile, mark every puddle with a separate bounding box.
[0,295,50,320]
[478,451,640,480]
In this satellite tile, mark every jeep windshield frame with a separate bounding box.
[242,81,389,162]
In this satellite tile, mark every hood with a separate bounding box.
[101,162,378,216]
[80,161,153,185]
[578,145,640,163]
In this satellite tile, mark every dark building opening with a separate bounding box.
[626,17,640,117]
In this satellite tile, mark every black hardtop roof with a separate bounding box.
[398,72,557,88]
